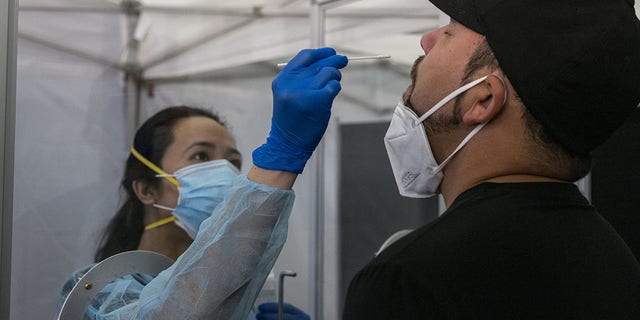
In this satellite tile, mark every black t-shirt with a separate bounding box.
[343,182,640,319]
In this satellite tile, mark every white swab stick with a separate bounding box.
[277,55,391,67]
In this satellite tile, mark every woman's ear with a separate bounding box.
[132,180,156,205]
[462,74,507,125]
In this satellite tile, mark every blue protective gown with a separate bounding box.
[57,175,294,320]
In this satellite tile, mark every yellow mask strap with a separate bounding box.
[144,216,177,231]
[130,147,180,186]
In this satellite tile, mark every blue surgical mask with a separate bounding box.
[131,148,240,239]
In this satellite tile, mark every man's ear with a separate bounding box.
[462,74,507,125]
[132,180,156,205]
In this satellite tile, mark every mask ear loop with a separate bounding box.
[415,75,491,173]
[144,216,177,231]
[131,148,181,230]
[414,76,489,126]
[433,74,508,173]
[431,122,486,173]
[486,73,508,106]
[130,147,180,187]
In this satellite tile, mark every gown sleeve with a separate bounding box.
[57,175,294,320]
[137,174,295,319]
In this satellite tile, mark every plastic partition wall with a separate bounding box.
[1,1,17,320]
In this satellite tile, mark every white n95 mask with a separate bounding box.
[384,76,488,198]
[131,148,240,239]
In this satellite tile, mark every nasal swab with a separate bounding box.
[277,55,391,67]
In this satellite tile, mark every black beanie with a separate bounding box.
[429,0,640,155]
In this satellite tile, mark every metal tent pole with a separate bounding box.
[122,0,142,142]
[309,3,325,318]
[0,1,17,319]
[308,1,354,318]
[18,3,122,13]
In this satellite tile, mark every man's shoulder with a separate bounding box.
[365,222,456,272]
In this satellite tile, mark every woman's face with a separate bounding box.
[154,116,241,208]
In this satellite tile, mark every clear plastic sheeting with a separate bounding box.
[57,265,153,320]
[13,32,127,320]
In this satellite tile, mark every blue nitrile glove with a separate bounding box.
[252,47,348,173]
[256,302,311,320]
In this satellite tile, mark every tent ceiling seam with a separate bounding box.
[143,19,414,79]
[20,4,437,19]
[18,31,125,70]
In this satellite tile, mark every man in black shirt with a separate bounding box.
[343,0,640,318]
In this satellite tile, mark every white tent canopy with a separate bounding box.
[19,0,439,77]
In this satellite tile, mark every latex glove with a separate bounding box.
[255,302,311,320]
[253,47,348,173]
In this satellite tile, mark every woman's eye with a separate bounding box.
[193,152,209,161]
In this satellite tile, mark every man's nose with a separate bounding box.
[420,26,445,55]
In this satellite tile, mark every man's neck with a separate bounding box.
[440,171,568,208]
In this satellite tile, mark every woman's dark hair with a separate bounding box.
[94,106,227,262]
